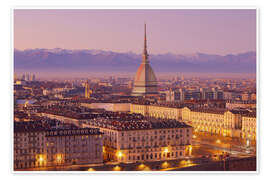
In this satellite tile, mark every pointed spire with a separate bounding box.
[143,23,149,63]
[144,23,147,54]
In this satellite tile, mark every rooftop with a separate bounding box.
[87,116,191,131]
[14,120,102,135]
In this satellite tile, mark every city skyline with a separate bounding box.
[14,9,256,55]
[13,9,257,172]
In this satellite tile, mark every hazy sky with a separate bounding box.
[14,9,256,55]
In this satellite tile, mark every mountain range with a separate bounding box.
[14,48,256,73]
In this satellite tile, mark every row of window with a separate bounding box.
[126,151,183,161]
[120,129,190,137]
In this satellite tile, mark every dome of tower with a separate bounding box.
[134,63,157,87]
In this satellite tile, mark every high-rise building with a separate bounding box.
[26,73,30,81]
[132,24,158,96]
[32,74,36,81]
[165,89,183,102]
[181,74,184,81]
[22,74,25,81]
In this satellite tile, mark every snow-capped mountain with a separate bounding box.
[14,49,256,73]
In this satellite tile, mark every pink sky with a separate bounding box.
[14,9,256,55]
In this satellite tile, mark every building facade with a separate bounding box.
[241,113,256,140]
[130,103,181,120]
[181,107,256,138]
[84,118,192,163]
[14,122,103,170]
[226,100,256,110]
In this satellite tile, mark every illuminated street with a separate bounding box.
[192,131,256,157]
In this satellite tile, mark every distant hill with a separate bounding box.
[14,48,256,73]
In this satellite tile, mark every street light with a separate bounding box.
[164,147,169,153]
[36,154,46,167]
[39,156,44,163]
[138,163,145,170]
[113,165,121,171]
[161,161,169,169]
[88,168,95,171]
[56,154,63,164]
[246,139,250,147]
[117,151,123,158]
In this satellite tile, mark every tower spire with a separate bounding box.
[144,23,147,54]
[143,23,148,63]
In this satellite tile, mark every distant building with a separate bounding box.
[130,103,182,120]
[32,74,36,81]
[22,74,26,81]
[84,80,92,99]
[165,89,183,102]
[226,100,256,109]
[132,24,158,96]
[223,90,241,101]
[251,93,256,101]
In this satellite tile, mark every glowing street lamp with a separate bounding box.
[39,156,44,163]
[36,154,46,166]
[56,154,63,163]
[138,164,145,169]
[88,168,95,171]
[161,161,169,169]
[247,139,250,147]
[164,147,169,153]
[117,151,123,158]
[188,145,192,156]
[113,165,121,171]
